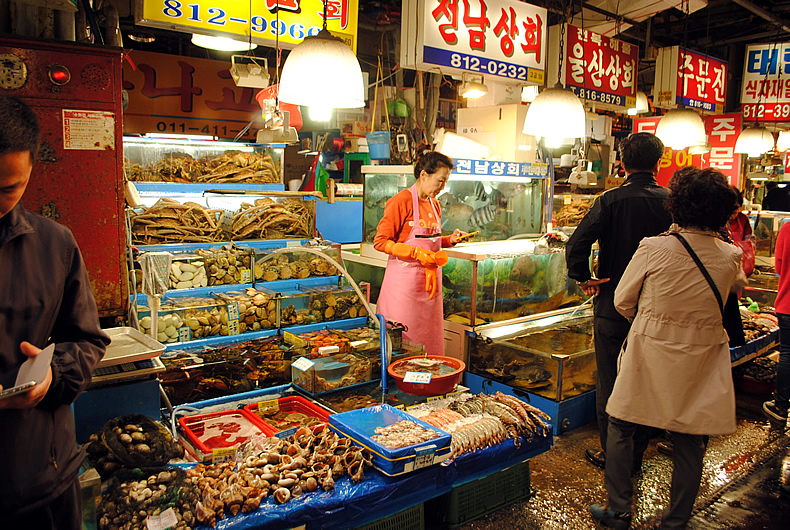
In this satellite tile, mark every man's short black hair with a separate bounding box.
[618,132,664,173]
[666,166,738,231]
[0,94,40,161]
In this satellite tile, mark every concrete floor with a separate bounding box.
[457,390,790,529]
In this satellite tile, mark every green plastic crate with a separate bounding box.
[427,461,533,528]
[355,503,424,530]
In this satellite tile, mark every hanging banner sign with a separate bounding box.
[123,50,261,138]
[741,42,790,122]
[135,0,358,52]
[451,158,548,178]
[400,0,547,84]
[632,113,741,187]
[556,24,638,111]
[653,46,727,113]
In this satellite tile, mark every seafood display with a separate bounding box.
[215,287,279,333]
[124,148,280,185]
[130,197,314,245]
[369,420,440,449]
[138,297,229,343]
[281,285,367,328]
[292,352,373,394]
[442,240,584,326]
[97,469,201,530]
[196,247,254,286]
[471,316,597,401]
[184,426,371,526]
[408,392,550,458]
[159,337,290,405]
[169,255,207,290]
[390,357,460,376]
[554,197,593,227]
[734,355,777,383]
[741,308,779,342]
[180,410,274,457]
[253,250,338,282]
[247,396,329,431]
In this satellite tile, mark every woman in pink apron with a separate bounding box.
[373,150,466,355]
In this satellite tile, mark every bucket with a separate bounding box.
[366,131,391,160]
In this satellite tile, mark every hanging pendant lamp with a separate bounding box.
[734,125,775,158]
[655,107,707,150]
[777,130,790,151]
[627,91,649,115]
[191,34,257,51]
[523,84,586,147]
[278,24,364,113]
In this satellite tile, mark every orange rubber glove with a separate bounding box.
[425,266,439,299]
[390,242,448,267]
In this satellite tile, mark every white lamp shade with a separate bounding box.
[734,126,775,157]
[655,108,706,150]
[460,80,488,99]
[435,130,491,159]
[777,130,790,151]
[278,32,364,109]
[191,34,256,51]
[627,91,649,115]
[523,86,586,142]
[521,85,540,103]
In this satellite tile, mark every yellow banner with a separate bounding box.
[137,0,357,52]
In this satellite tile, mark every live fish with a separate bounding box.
[470,204,496,228]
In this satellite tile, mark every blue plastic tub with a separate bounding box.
[366,131,391,160]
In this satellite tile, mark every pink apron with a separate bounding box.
[377,185,445,355]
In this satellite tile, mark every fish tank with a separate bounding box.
[361,165,548,260]
[470,308,596,401]
[552,194,596,230]
[752,211,790,257]
[123,136,284,184]
[248,244,341,283]
[443,239,585,327]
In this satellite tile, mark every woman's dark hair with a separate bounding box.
[666,166,738,230]
[732,185,744,207]
[618,132,664,172]
[414,144,453,179]
[0,94,40,161]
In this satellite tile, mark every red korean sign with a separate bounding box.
[654,46,727,113]
[632,113,741,187]
[123,50,262,139]
[563,24,638,110]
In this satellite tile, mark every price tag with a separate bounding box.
[291,357,316,372]
[228,319,240,335]
[227,301,240,320]
[398,175,407,187]
[146,507,178,530]
[350,340,368,349]
[403,371,432,384]
[275,426,298,439]
[445,391,462,398]
[426,395,443,404]
[284,330,306,345]
[413,445,436,470]
[219,209,234,235]
[241,268,252,283]
[394,404,405,410]
[563,194,571,205]
[178,326,192,343]
[318,345,340,355]
[287,240,301,247]
[258,399,279,413]
[406,404,420,411]
[212,447,237,464]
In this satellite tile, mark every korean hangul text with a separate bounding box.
[320,0,349,30]
[473,160,491,174]
[568,42,586,84]
[432,0,459,46]
[455,159,473,174]
[590,32,602,46]
[709,117,737,143]
[490,162,506,175]
[743,79,761,101]
[694,58,710,99]
[493,7,519,57]
[462,0,490,52]
[621,59,634,89]
[520,14,542,62]
[576,27,587,42]
[266,0,300,12]
[622,42,632,55]
[605,55,622,91]
[505,163,520,176]
[609,38,620,52]
[139,62,201,113]
[711,64,726,102]
[708,147,734,170]
[587,48,604,88]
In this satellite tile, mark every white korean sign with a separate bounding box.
[62,110,115,150]
[401,0,547,84]
[741,42,790,122]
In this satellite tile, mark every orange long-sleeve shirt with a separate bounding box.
[373,189,453,254]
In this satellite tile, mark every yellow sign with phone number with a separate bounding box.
[136,0,357,52]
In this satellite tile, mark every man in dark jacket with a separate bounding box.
[0,94,109,529]
[565,132,672,471]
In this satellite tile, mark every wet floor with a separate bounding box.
[457,390,790,529]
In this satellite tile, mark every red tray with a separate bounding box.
[244,395,331,432]
[179,409,277,455]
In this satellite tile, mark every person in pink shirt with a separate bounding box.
[764,222,790,422]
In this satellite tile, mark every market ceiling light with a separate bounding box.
[191,34,257,52]
[734,125,775,158]
[459,74,488,99]
[523,85,586,147]
[777,130,790,151]
[627,91,649,115]
[688,142,711,155]
[278,3,364,111]
[521,85,540,103]
[654,107,706,150]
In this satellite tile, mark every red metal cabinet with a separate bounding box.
[0,38,127,317]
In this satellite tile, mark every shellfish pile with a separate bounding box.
[215,288,278,333]
[185,425,371,527]
[139,299,231,343]
[741,309,779,342]
[125,150,279,184]
[196,247,254,286]
[408,392,551,458]
[255,253,337,282]
[369,420,440,449]
[169,258,207,290]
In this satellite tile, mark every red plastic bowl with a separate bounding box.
[387,355,465,396]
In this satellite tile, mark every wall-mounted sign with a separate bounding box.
[741,42,790,122]
[653,46,727,113]
[633,113,741,186]
[401,0,547,84]
[135,0,358,52]
[452,158,548,178]
[549,24,638,111]
[437,98,458,130]
[123,50,261,139]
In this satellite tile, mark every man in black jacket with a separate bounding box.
[0,94,109,529]
[565,132,672,471]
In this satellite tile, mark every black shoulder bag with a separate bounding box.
[670,232,746,347]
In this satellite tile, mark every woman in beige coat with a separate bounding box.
[590,167,745,530]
